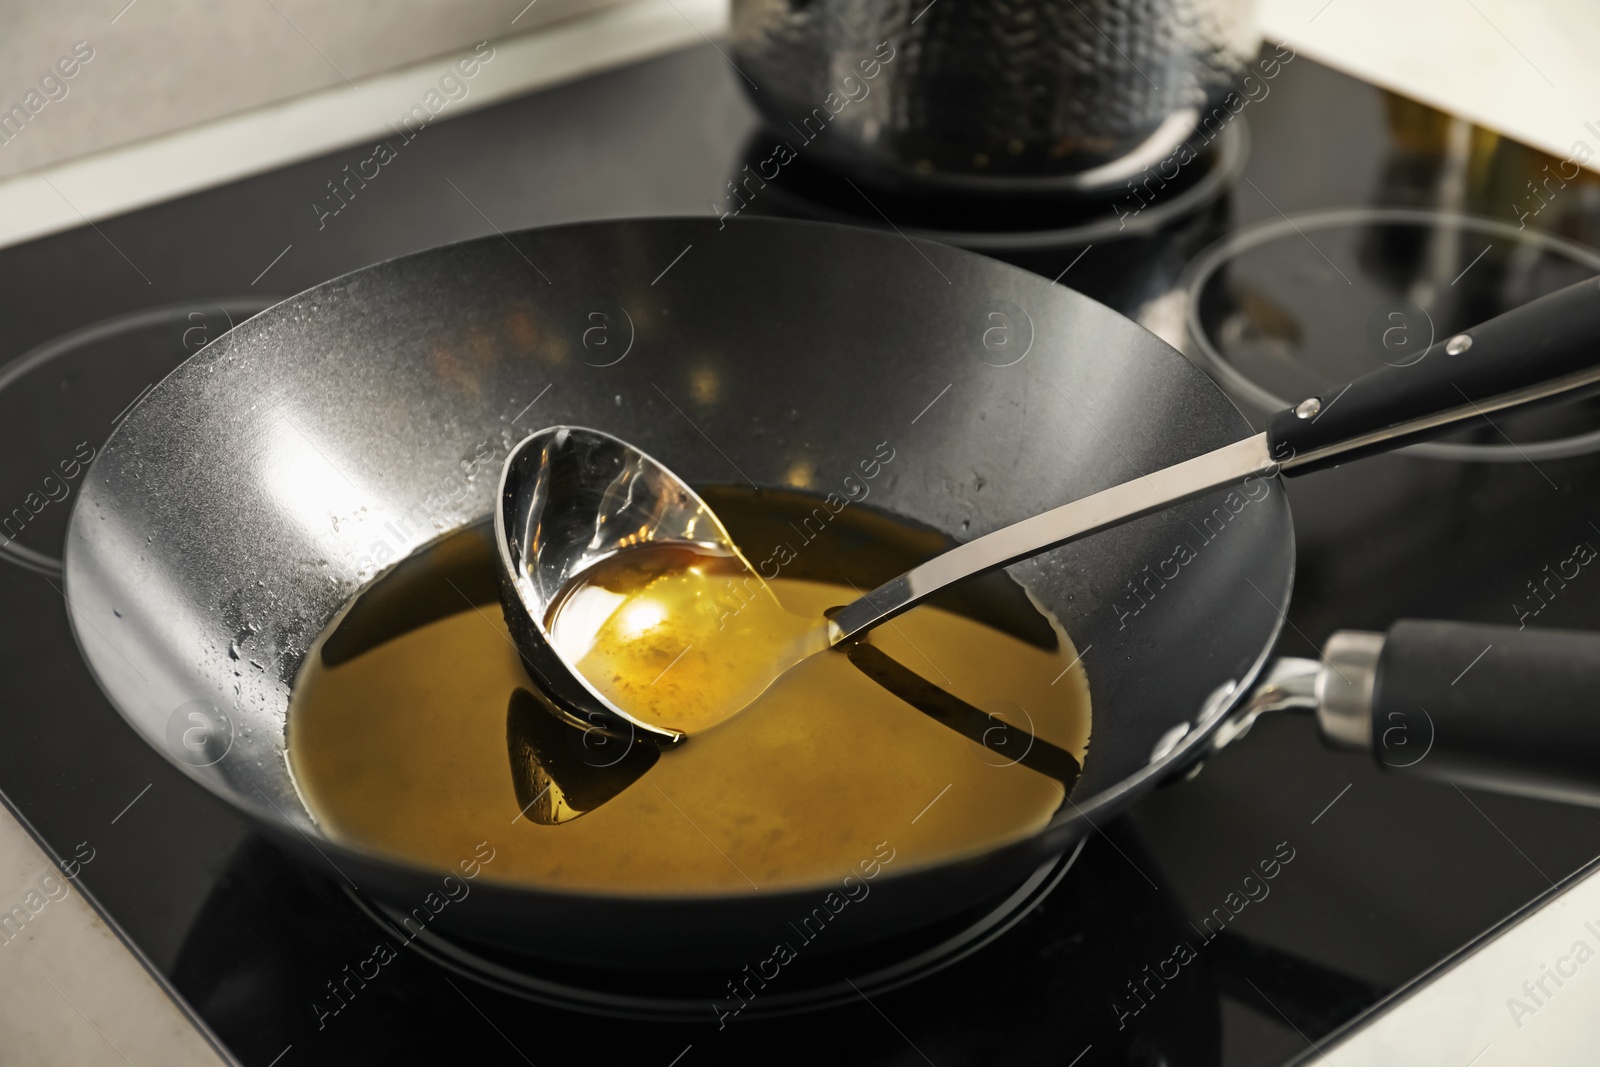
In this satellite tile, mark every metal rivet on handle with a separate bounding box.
[1445,333,1473,355]
[1294,397,1322,419]
[1150,722,1190,763]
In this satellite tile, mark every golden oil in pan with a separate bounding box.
[287,488,1091,894]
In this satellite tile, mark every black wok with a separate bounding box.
[62,217,1600,972]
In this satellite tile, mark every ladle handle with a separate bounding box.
[833,279,1600,644]
[1270,277,1600,475]
[1316,620,1600,805]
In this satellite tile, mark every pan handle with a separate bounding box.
[1314,620,1600,804]
[1270,276,1600,475]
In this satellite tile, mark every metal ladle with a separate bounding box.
[495,282,1600,746]
[494,422,1275,747]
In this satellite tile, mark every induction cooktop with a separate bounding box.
[3,36,1599,1067]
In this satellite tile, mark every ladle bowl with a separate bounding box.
[495,424,751,745]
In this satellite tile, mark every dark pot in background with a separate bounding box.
[730,0,1261,194]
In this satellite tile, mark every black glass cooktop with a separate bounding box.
[3,39,1600,1067]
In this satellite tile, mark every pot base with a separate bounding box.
[733,120,1247,254]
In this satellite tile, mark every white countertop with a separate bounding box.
[1261,0,1600,174]
[0,801,228,1067]
[1320,855,1600,1065]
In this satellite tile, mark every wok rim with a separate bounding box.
[62,214,1296,911]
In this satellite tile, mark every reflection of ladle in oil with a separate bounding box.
[506,686,659,825]
[506,641,1083,829]
[842,643,1082,790]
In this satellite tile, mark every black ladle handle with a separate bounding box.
[1272,277,1600,475]
[1317,620,1600,804]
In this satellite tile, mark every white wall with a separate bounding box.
[1262,0,1600,171]
[0,0,620,179]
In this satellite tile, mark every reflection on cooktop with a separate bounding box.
[1182,206,1600,460]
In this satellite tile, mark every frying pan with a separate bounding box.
[62,217,1600,971]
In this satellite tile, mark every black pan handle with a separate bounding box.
[1271,277,1600,475]
[1316,620,1600,804]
